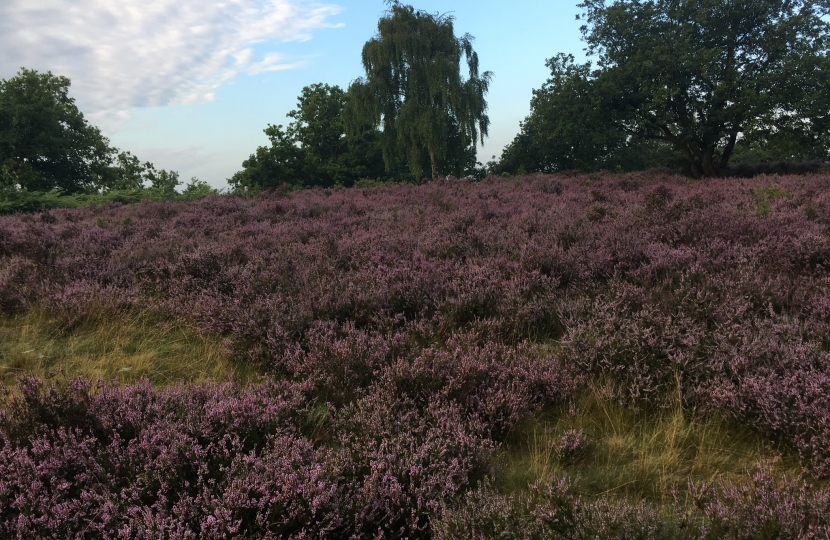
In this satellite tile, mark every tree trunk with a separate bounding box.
[719,130,739,171]
[700,147,720,177]
[668,136,726,178]
[429,150,438,181]
[680,145,704,178]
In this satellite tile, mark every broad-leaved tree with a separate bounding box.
[0,68,113,192]
[579,0,830,176]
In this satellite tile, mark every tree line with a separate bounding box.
[3,0,829,203]
[236,0,830,187]
[230,1,491,190]
[495,0,830,177]
[0,69,219,197]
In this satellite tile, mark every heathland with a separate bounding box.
[2,172,830,537]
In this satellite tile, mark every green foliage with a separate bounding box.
[181,177,219,200]
[353,177,388,189]
[229,84,388,191]
[754,184,792,217]
[497,54,618,174]
[229,123,300,191]
[0,187,78,214]
[0,68,185,199]
[0,187,145,214]
[344,1,491,180]
[0,176,216,215]
[101,151,159,191]
[730,127,830,166]
[497,0,830,177]
[495,55,685,175]
[288,84,356,184]
[0,68,114,193]
[576,0,830,177]
[147,168,180,196]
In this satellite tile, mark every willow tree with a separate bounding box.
[344,1,492,180]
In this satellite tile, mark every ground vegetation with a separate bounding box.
[2,172,830,535]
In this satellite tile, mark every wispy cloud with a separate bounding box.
[135,145,216,174]
[0,0,342,121]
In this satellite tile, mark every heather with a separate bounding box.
[2,171,830,536]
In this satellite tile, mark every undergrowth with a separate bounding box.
[2,172,830,536]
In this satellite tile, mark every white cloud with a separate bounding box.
[247,52,306,74]
[0,0,342,121]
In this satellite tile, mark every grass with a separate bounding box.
[754,183,792,217]
[0,308,258,388]
[499,382,804,505]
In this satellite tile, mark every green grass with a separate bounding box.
[498,383,804,505]
[0,309,258,388]
[754,183,792,217]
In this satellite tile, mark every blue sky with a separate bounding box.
[1,1,588,187]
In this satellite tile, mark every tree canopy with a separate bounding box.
[496,54,626,174]
[344,1,491,180]
[229,83,387,191]
[0,68,114,193]
[580,0,830,177]
[498,0,830,177]
[496,54,682,175]
[0,68,183,195]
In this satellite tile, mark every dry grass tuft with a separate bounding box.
[0,309,258,388]
[500,382,803,504]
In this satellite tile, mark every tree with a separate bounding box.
[288,83,350,182]
[344,1,492,180]
[230,83,387,191]
[146,169,181,196]
[0,68,114,193]
[0,68,181,195]
[287,84,387,185]
[181,177,219,200]
[577,0,830,177]
[495,54,683,175]
[103,151,159,191]
[229,123,302,191]
[497,54,626,174]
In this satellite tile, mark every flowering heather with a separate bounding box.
[2,171,830,534]
[0,377,497,538]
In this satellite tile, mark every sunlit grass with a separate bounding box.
[0,308,258,388]
[499,382,804,504]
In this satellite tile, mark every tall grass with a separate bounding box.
[0,308,256,388]
[500,382,805,504]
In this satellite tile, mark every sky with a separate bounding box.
[0,1,588,188]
